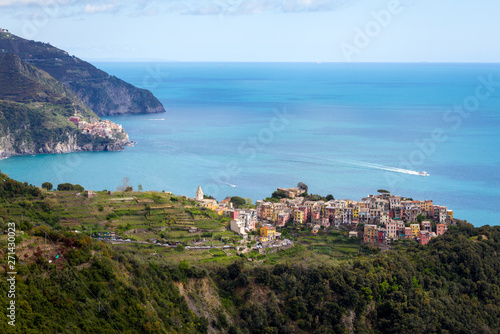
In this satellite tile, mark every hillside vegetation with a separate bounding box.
[0,31,165,116]
[0,54,128,157]
[1,174,500,333]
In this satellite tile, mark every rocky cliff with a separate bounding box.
[0,53,130,158]
[0,30,165,116]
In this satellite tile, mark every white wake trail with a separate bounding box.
[337,159,421,176]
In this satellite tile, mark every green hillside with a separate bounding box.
[1,173,500,333]
[0,53,128,157]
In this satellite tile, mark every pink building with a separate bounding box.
[404,227,413,240]
[419,231,431,245]
[436,223,448,236]
[276,212,290,227]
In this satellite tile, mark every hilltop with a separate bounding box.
[0,30,165,116]
[0,53,129,157]
[1,173,500,333]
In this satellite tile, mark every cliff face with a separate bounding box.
[0,54,130,158]
[0,31,165,116]
[0,130,129,158]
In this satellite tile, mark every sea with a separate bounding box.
[1,62,499,227]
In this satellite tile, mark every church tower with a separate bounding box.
[196,186,203,201]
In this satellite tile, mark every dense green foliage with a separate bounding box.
[57,183,84,192]
[0,238,208,333]
[1,173,500,333]
[230,196,247,208]
[211,224,500,334]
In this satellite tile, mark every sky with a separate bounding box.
[1,0,500,62]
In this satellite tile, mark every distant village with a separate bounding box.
[194,185,454,247]
[68,116,126,140]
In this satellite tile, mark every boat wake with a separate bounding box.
[277,153,429,176]
[338,159,428,176]
[148,118,165,121]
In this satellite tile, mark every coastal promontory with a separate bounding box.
[0,53,129,157]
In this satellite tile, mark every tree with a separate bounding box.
[230,196,246,208]
[297,182,308,192]
[42,182,53,191]
[57,183,84,192]
[326,194,334,201]
[271,190,287,199]
[138,184,143,191]
[117,177,130,192]
[377,189,390,194]
[57,183,73,191]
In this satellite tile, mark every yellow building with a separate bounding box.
[353,207,359,219]
[293,210,304,224]
[447,210,453,220]
[199,199,218,211]
[410,223,420,239]
[272,210,284,223]
[260,225,276,240]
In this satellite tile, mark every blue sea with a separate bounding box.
[1,62,499,226]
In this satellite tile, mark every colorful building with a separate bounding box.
[260,225,276,241]
[410,224,421,239]
[419,231,431,245]
[363,224,377,243]
[293,209,305,224]
[436,223,448,236]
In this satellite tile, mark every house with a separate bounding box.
[410,224,420,239]
[378,229,387,244]
[436,223,448,236]
[258,203,273,220]
[349,231,358,238]
[404,227,413,240]
[230,220,247,237]
[363,224,377,243]
[276,212,291,227]
[84,190,97,198]
[260,225,276,241]
[293,209,304,224]
[386,221,398,239]
[418,231,431,245]
[198,199,218,211]
[420,221,432,232]
[421,200,434,217]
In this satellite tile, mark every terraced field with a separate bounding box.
[5,190,232,243]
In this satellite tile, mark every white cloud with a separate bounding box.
[183,0,350,15]
[0,0,67,6]
[83,3,115,14]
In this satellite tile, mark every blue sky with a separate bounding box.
[1,0,499,62]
